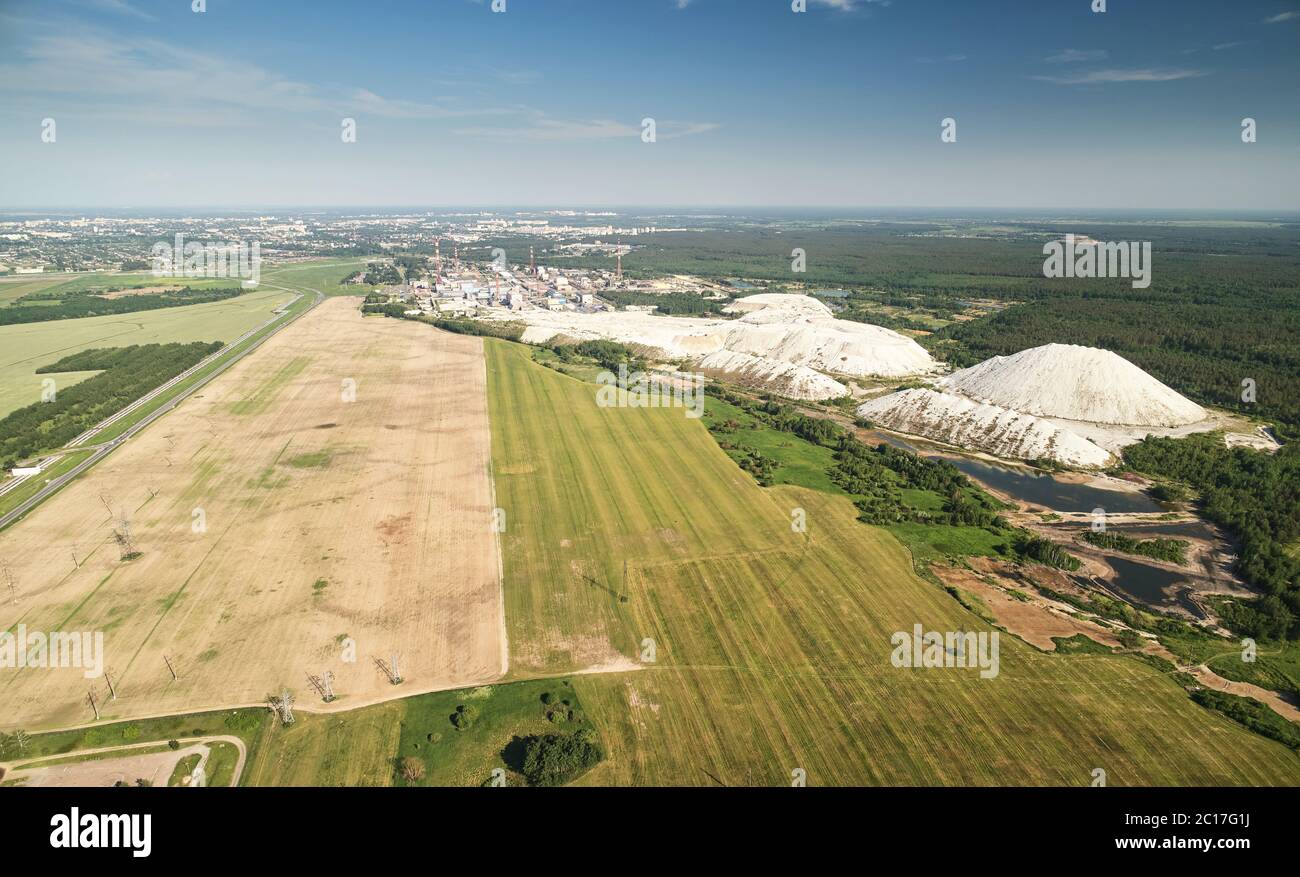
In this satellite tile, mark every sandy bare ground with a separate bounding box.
[7,746,195,788]
[936,559,1300,722]
[1188,666,1300,722]
[934,562,1123,651]
[0,298,504,730]
[1,735,247,787]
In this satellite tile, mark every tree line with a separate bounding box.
[0,342,222,465]
[0,287,246,326]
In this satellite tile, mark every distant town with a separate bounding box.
[0,211,699,277]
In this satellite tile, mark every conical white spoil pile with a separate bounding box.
[858,389,1114,467]
[940,343,1206,427]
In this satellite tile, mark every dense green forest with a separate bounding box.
[549,340,641,371]
[1122,434,1300,639]
[0,287,246,325]
[361,262,402,285]
[597,289,728,315]
[599,223,1300,435]
[0,342,222,464]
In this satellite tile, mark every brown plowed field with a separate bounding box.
[0,298,504,730]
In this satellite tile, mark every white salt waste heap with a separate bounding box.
[721,295,936,379]
[696,349,849,399]
[940,343,1207,427]
[858,388,1114,468]
[485,293,937,399]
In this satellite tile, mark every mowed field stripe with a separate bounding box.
[484,339,1300,785]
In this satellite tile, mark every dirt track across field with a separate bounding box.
[0,298,504,730]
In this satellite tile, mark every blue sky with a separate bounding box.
[1,0,1297,209]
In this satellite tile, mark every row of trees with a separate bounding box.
[0,342,222,464]
[362,302,527,340]
[1,287,245,326]
[597,289,726,315]
[550,340,641,372]
[1082,531,1189,565]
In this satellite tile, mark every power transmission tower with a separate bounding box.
[306,670,335,703]
[112,511,140,561]
[87,689,100,720]
[269,689,295,725]
[163,654,178,682]
[104,668,118,700]
[1,561,16,602]
[374,653,402,686]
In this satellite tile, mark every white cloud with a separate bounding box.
[1044,49,1108,63]
[1264,11,1300,23]
[0,27,520,126]
[454,114,719,141]
[1032,68,1207,85]
[676,0,879,9]
[83,0,155,20]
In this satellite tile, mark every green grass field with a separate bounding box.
[259,259,372,298]
[0,259,368,422]
[168,752,202,786]
[0,275,71,304]
[704,395,846,495]
[238,679,597,787]
[483,338,1300,785]
[0,286,296,418]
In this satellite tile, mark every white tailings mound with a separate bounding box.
[486,293,936,399]
[940,343,1207,427]
[858,389,1114,468]
[720,295,935,378]
[697,350,849,399]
